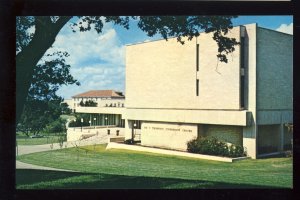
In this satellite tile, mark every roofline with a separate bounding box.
[71,90,125,98]
[71,96,125,98]
[257,26,293,36]
[125,24,247,47]
[126,22,292,46]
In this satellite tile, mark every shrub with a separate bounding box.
[124,139,134,145]
[187,137,200,153]
[228,145,245,158]
[187,136,246,158]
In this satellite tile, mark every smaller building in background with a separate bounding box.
[64,90,126,128]
[65,90,125,112]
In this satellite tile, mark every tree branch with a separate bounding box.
[16,16,72,123]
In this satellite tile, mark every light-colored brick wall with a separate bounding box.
[201,125,243,146]
[256,28,293,110]
[141,122,198,151]
[126,26,241,110]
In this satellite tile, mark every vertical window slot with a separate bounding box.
[196,79,199,96]
[196,44,199,71]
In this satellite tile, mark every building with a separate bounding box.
[70,23,292,159]
[69,90,126,127]
[124,23,292,159]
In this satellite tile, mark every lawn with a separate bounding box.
[16,144,293,189]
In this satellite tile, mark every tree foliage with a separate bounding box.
[79,100,98,107]
[29,51,80,101]
[61,103,72,114]
[17,99,62,135]
[45,118,67,134]
[16,15,239,124]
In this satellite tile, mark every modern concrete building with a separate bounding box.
[69,23,292,159]
[124,23,293,159]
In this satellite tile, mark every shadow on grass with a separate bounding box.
[16,169,280,189]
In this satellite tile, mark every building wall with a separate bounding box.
[256,28,293,111]
[141,122,198,151]
[126,26,241,110]
[242,24,258,158]
[63,99,75,111]
[125,24,261,156]
[201,125,243,146]
[257,125,280,154]
[73,97,125,109]
[255,28,293,155]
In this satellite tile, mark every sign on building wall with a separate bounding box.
[141,122,198,151]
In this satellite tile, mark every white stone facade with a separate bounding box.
[70,24,293,159]
[123,24,293,159]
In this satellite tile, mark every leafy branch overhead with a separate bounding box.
[16,15,239,124]
[69,16,239,63]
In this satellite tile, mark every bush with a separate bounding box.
[187,136,246,158]
[124,139,134,145]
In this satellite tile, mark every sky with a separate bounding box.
[47,16,293,99]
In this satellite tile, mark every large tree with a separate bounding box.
[16,16,239,123]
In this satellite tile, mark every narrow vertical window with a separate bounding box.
[240,37,245,108]
[196,44,199,71]
[196,79,199,96]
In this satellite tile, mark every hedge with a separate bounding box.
[187,136,246,158]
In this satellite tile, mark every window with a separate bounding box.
[240,36,245,109]
[196,79,199,96]
[196,44,199,71]
[133,120,141,129]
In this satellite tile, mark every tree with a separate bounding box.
[17,99,62,136]
[45,118,67,134]
[61,102,72,114]
[85,100,97,107]
[16,16,239,123]
[80,100,98,107]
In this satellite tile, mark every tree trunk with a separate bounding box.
[16,16,72,123]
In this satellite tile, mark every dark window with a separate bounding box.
[241,76,245,108]
[133,120,141,129]
[240,37,245,69]
[196,44,199,71]
[196,79,199,96]
[240,37,245,108]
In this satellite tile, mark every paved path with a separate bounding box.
[17,143,64,156]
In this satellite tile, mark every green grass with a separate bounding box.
[16,144,293,189]
[16,134,65,145]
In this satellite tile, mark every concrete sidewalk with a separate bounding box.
[16,143,63,156]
